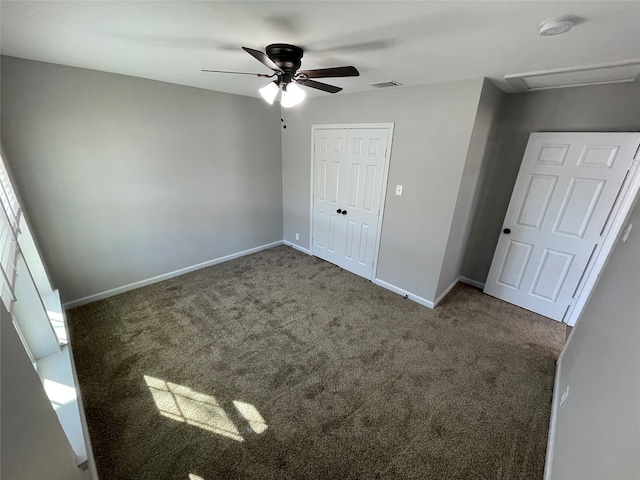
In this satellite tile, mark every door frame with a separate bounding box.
[309,123,395,281]
[564,140,640,327]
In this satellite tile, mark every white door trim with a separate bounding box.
[564,142,640,327]
[310,123,394,281]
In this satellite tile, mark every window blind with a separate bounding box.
[0,157,21,314]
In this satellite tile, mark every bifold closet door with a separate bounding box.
[312,127,389,280]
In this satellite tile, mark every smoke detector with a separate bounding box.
[539,16,576,36]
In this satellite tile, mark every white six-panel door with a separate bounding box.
[312,126,392,280]
[484,132,640,320]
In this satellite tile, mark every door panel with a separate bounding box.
[329,160,341,203]
[516,174,557,229]
[362,165,378,212]
[529,249,573,302]
[337,129,388,278]
[485,132,640,321]
[348,164,360,208]
[577,144,619,168]
[312,130,347,266]
[553,178,603,238]
[317,160,328,200]
[496,240,533,290]
[535,143,569,165]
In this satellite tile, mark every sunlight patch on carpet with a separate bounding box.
[144,375,244,442]
[233,400,268,434]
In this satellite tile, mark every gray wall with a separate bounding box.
[1,305,85,480]
[547,198,640,479]
[1,56,282,303]
[461,81,640,284]
[282,79,484,302]
[436,79,505,298]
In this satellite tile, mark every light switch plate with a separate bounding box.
[395,185,403,196]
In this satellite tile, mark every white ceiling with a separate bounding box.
[1,1,639,99]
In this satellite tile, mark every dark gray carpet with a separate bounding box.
[67,245,564,480]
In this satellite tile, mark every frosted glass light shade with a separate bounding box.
[259,82,279,104]
[280,83,306,108]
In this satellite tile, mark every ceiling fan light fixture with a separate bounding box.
[204,44,359,104]
[280,82,306,108]
[259,81,280,104]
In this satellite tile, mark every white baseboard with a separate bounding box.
[458,276,485,289]
[378,275,485,311]
[543,355,563,480]
[283,240,312,255]
[433,279,459,308]
[63,240,284,309]
[372,278,435,309]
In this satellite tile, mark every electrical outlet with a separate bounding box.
[560,386,570,406]
[295,233,300,241]
[395,185,403,196]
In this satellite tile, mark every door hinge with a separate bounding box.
[594,235,605,245]
[569,298,578,307]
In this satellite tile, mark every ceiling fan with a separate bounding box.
[202,43,359,107]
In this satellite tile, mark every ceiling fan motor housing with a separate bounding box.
[266,44,304,73]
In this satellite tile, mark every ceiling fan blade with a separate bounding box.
[298,66,359,78]
[242,47,284,73]
[297,79,342,94]
[201,69,273,78]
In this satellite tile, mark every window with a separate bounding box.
[0,157,21,315]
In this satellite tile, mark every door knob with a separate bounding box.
[337,209,342,214]
[342,210,347,215]
[503,228,511,234]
